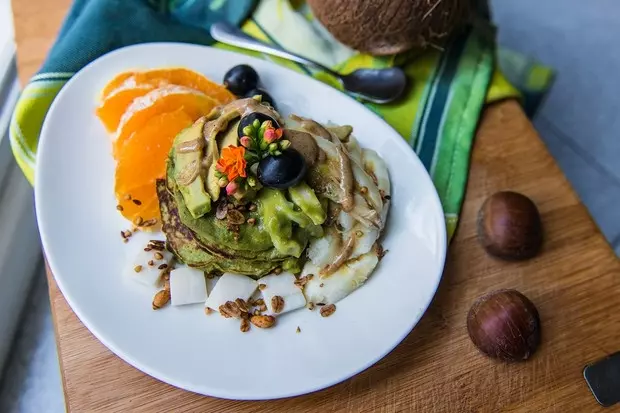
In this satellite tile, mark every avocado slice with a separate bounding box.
[206,163,220,201]
[205,120,240,201]
[257,188,313,257]
[288,182,327,226]
[220,120,240,150]
[173,117,211,218]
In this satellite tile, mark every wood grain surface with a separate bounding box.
[13,0,620,411]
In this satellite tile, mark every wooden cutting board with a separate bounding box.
[13,0,620,411]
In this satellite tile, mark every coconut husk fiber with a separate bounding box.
[307,0,473,55]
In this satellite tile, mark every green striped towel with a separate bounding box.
[10,0,553,241]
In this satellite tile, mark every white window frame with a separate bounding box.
[0,0,43,377]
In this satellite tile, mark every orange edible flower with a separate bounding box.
[216,146,247,181]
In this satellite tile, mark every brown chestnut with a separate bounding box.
[467,289,541,362]
[477,191,543,260]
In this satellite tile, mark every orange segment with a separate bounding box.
[116,185,161,226]
[96,84,155,132]
[114,109,194,224]
[102,68,235,103]
[100,72,134,98]
[113,85,218,157]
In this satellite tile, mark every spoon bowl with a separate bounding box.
[341,67,407,104]
[211,22,408,104]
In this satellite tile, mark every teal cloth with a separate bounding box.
[40,0,255,74]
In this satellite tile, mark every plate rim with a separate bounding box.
[35,42,447,400]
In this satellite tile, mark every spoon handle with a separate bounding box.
[210,22,338,77]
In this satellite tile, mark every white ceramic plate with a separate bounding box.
[36,43,446,400]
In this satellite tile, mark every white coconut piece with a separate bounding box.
[204,273,258,311]
[259,272,306,315]
[169,267,207,306]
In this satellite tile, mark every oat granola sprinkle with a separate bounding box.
[235,298,249,313]
[248,203,257,212]
[152,290,170,310]
[158,264,168,270]
[143,218,158,227]
[271,296,285,314]
[273,267,282,275]
[133,216,144,226]
[144,247,152,252]
[123,194,132,201]
[320,304,336,317]
[219,301,242,318]
[360,186,368,194]
[134,265,142,273]
[132,199,142,206]
[296,326,301,333]
[227,209,245,225]
[319,283,324,288]
[240,318,251,333]
[294,275,310,288]
[148,260,154,266]
[307,302,315,311]
[205,307,214,315]
[250,315,276,329]
[246,217,256,225]
[258,283,267,291]
[116,205,124,212]
[154,252,164,260]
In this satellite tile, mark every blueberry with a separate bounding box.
[223,65,258,96]
[245,88,276,109]
[257,150,307,189]
[238,112,279,138]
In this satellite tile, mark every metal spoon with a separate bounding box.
[210,22,407,104]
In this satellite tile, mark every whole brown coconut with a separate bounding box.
[307,0,473,55]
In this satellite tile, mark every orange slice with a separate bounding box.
[114,108,194,224]
[101,68,235,103]
[100,72,135,98]
[112,85,218,157]
[96,84,156,132]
